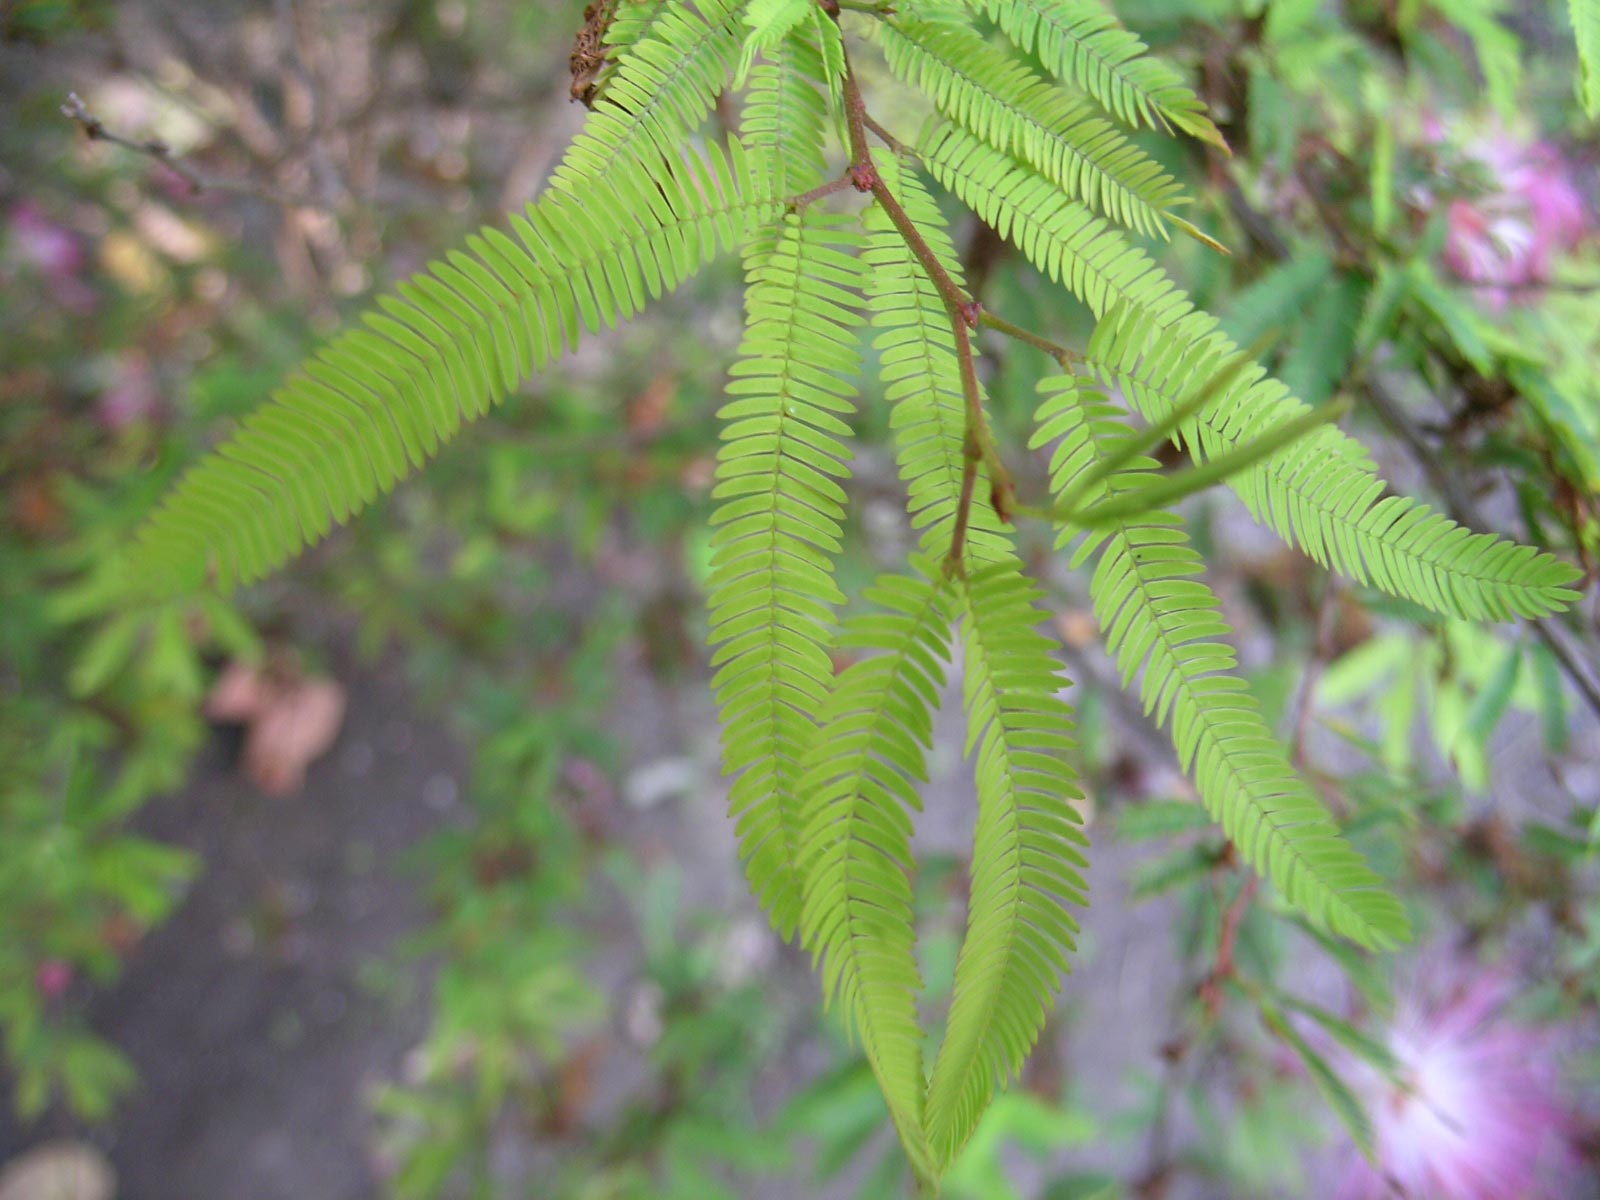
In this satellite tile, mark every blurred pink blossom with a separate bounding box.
[1441,133,1587,305]
[35,959,73,1001]
[97,354,162,429]
[1336,973,1579,1200]
[8,201,83,276]
[6,201,96,311]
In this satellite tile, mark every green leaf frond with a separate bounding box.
[129,139,779,596]
[594,0,672,94]
[878,15,1198,243]
[603,0,669,50]
[964,0,1225,148]
[1032,370,1410,949]
[1572,0,1600,116]
[1096,306,1584,622]
[551,0,745,193]
[798,564,950,1182]
[709,210,866,939]
[736,0,813,87]
[742,29,834,203]
[925,555,1088,1167]
[862,158,1009,559]
[923,127,1583,621]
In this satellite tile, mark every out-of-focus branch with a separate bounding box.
[61,91,312,208]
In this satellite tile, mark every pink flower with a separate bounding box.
[1441,133,1587,305]
[1336,973,1580,1200]
[7,201,84,278]
[35,959,73,1001]
[97,354,162,429]
[5,201,96,311]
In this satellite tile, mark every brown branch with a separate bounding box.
[61,91,312,208]
[863,113,912,157]
[1199,874,1258,1021]
[833,45,1016,569]
[787,175,855,212]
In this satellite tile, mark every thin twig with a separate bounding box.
[787,175,855,212]
[863,113,913,157]
[834,43,1016,568]
[60,91,311,208]
[979,310,1082,366]
[1199,874,1258,1020]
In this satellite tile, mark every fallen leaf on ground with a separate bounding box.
[205,659,346,796]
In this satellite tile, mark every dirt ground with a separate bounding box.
[0,599,1174,1200]
[1,652,462,1200]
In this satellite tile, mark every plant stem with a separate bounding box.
[978,310,1083,365]
[787,175,855,211]
[826,13,1083,566]
[835,43,1021,568]
[60,91,310,208]
[863,113,913,157]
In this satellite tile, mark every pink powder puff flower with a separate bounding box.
[1441,132,1587,306]
[1335,972,1580,1200]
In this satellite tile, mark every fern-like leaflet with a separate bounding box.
[710,209,864,938]
[131,136,780,593]
[961,0,1226,147]
[798,564,948,1179]
[877,15,1208,244]
[123,0,1589,1186]
[1033,365,1407,948]
[926,555,1088,1166]
[924,125,1582,620]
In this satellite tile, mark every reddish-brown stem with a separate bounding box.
[863,113,912,157]
[788,175,855,211]
[946,435,980,579]
[836,50,1014,568]
[979,310,1083,366]
[1200,875,1259,1020]
[842,69,969,318]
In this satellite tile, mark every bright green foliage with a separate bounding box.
[709,210,864,938]
[878,16,1203,243]
[797,566,948,1179]
[124,0,1589,1186]
[130,137,779,594]
[862,159,1009,560]
[554,0,745,191]
[962,0,1225,147]
[742,36,833,197]
[925,128,1582,621]
[1034,368,1408,949]
[1573,0,1600,115]
[927,556,1087,1166]
[736,0,840,89]
[1094,304,1584,623]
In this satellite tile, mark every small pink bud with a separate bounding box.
[35,959,73,1000]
